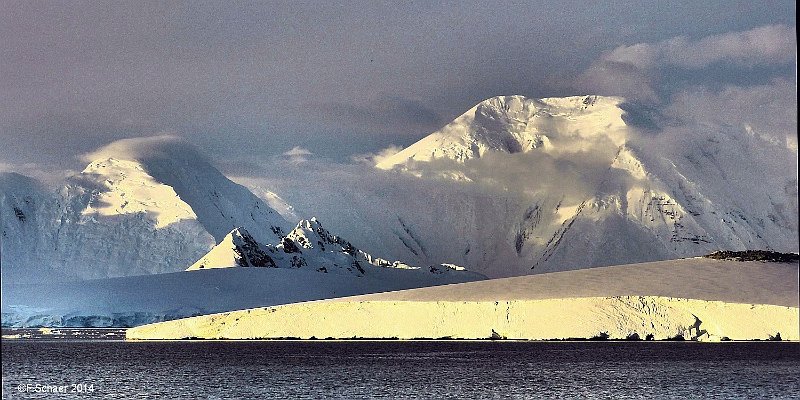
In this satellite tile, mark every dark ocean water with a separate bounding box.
[2,340,799,399]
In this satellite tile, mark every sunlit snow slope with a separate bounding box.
[127,257,799,341]
[377,95,628,169]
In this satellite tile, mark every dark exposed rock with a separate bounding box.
[589,331,610,341]
[290,255,307,268]
[280,237,302,254]
[13,207,25,222]
[625,333,641,341]
[352,260,365,274]
[428,265,446,274]
[704,250,799,263]
[235,230,277,268]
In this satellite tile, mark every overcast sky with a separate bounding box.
[1,1,796,177]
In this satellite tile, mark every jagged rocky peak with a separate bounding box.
[283,217,357,254]
[185,218,484,281]
[187,227,277,271]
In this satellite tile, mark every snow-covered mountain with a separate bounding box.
[3,94,797,282]
[2,138,286,282]
[377,95,627,169]
[1,136,484,284]
[266,95,798,278]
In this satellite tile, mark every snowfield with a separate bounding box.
[127,258,799,341]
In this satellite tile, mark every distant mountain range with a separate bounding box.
[1,139,482,327]
[1,138,476,283]
[1,93,797,326]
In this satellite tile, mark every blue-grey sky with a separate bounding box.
[1,1,796,176]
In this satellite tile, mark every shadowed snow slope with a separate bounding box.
[127,258,799,341]
[1,265,484,328]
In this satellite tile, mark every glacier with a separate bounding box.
[2,266,483,328]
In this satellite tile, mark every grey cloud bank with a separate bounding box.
[0,1,796,175]
[579,24,797,101]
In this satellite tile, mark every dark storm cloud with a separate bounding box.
[0,0,796,172]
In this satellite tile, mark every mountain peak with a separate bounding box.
[285,218,356,255]
[376,94,628,170]
[186,219,485,281]
[77,137,290,244]
[79,157,199,229]
[187,227,277,270]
